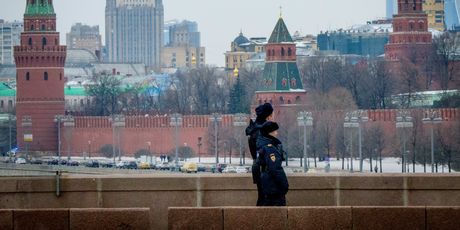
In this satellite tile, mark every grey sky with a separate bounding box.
[1,0,386,67]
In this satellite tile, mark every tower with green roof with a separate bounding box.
[14,0,66,152]
[255,16,306,117]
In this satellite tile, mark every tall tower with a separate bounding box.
[255,16,305,118]
[385,0,432,62]
[14,0,66,152]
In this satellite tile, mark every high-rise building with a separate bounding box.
[0,20,23,65]
[105,0,163,70]
[14,0,67,152]
[161,20,205,68]
[387,0,398,18]
[423,0,445,31]
[445,0,460,30]
[66,23,102,59]
[385,0,432,62]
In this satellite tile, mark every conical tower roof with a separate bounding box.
[25,0,55,16]
[268,17,293,43]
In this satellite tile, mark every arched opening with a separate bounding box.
[41,24,46,31]
[44,72,48,81]
[281,47,285,56]
[30,24,34,31]
[271,49,275,56]
[26,72,30,81]
[28,37,32,46]
[288,48,292,56]
[42,37,47,47]
[409,22,414,31]
[279,97,284,103]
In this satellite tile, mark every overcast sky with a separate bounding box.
[1,0,386,67]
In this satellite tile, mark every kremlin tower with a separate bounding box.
[14,0,66,152]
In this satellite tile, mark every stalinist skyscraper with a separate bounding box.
[105,0,164,70]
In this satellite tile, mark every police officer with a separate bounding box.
[256,121,289,206]
[245,103,273,206]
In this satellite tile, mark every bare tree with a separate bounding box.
[433,32,460,90]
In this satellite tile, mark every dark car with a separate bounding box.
[122,161,138,169]
[30,159,43,165]
[85,160,99,168]
[100,162,115,168]
[197,164,207,172]
[59,159,68,165]
[67,160,79,166]
[47,159,59,165]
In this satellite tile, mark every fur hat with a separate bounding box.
[255,103,274,120]
[260,121,279,136]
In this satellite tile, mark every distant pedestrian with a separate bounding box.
[246,103,274,206]
[256,121,289,206]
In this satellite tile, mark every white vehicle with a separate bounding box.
[235,166,248,173]
[222,166,237,173]
[15,158,27,164]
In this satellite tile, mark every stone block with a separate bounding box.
[0,210,13,230]
[352,207,425,230]
[339,175,404,190]
[409,190,460,206]
[408,175,460,190]
[201,190,256,207]
[287,190,336,206]
[288,175,337,190]
[168,208,223,230]
[426,207,460,230]
[223,207,288,230]
[99,176,198,191]
[70,208,150,230]
[13,209,69,230]
[340,190,404,206]
[288,207,352,230]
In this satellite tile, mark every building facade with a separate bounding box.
[105,0,163,70]
[161,20,205,68]
[14,0,66,152]
[66,23,102,59]
[0,20,23,65]
[423,0,445,31]
[225,32,266,70]
[385,0,432,62]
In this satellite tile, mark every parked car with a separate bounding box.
[47,159,59,165]
[67,160,79,166]
[181,162,198,173]
[85,160,99,168]
[138,162,152,170]
[30,159,43,165]
[217,163,227,173]
[100,162,115,168]
[158,162,171,171]
[15,158,27,164]
[116,161,127,168]
[122,161,138,169]
[59,159,68,165]
[222,166,237,173]
[235,166,249,173]
[197,164,207,172]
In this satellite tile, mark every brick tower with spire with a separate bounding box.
[14,0,66,152]
[385,0,432,62]
[255,15,306,118]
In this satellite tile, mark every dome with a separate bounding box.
[66,49,98,65]
[233,32,250,46]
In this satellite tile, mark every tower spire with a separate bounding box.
[279,6,283,18]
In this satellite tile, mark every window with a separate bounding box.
[42,37,47,47]
[30,24,34,31]
[281,47,285,56]
[28,37,32,46]
[26,72,30,81]
[288,48,292,56]
[44,72,48,81]
[1,100,3,108]
[41,24,45,31]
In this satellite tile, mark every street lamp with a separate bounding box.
[422,109,442,173]
[146,141,152,163]
[62,116,75,160]
[87,140,91,159]
[110,115,126,162]
[396,110,413,173]
[209,113,222,170]
[170,113,183,171]
[344,110,368,172]
[297,111,313,173]
[54,115,65,160]
[197,137,202,163]
[233,113,248,166]
[21,116,32,160]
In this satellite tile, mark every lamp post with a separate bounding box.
[396,110,413,173]
[197,137,202,163]
[344,110,368,172]
[297,111,313,173]
[110,115,126,162]
[62,116,75,160]
[233,113,248,166]
[21,116,32,161]
[422,109,442,173]
[54,115,65,161]
[170,113,183,171]
[210,113,222,170]
[87,140,91,159]
[146,141,152,163]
